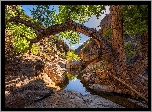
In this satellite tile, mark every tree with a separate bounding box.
[109,5,148,102]
[66,51,80,61]
[5,5,148,102]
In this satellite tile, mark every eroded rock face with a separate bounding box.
[24,90,124,108]
[79,38,102,67]
[81,59,115,93]
[5,53,67,108]
[44,60,66,85]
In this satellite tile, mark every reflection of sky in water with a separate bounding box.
[64,79,90,95]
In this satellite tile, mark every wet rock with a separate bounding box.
[89,84,114,93]
[127,98,148,108]
[82,94,123,108]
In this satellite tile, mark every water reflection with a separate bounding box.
[61,68,90,95]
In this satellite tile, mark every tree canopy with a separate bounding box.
[5,5,148,54]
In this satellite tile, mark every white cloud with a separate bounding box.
[84,6,110,30]
[79,43,83,45]
[71,46,75,47]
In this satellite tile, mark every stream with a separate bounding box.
[59,68,147,108]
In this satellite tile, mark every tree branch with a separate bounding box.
[6,16,115,65]
[6,16,44,35]
[108,72,148,102]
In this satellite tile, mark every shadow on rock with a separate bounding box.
[5,79,54,108]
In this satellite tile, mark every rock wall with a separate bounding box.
[5,31,69,108]
[98,14,112,35]
[79,38,102,68]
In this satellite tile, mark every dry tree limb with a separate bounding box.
[108,73,148,102]
[138,74,148,81]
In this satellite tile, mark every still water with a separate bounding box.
[60,69,147,108]
[61,69,90,95]
[64,79,90,95]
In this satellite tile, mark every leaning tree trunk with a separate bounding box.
[109,5,148,102]
[110,5,127,79]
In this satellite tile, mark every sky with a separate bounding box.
[21,5,110,50]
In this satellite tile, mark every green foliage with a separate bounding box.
[5,9,16,20]
[64,72,78,81]
[13,37,30,53]
[121,5,148,37]
[5,5,40,54]
[31,5,106,26]
[5,5,21,20]
[59,30,80,45]
[57,5,106,24]
[124,41,141,58]
[31,43,40,55]
[6,22,37,54]
[6,5,107,54]
[102,28,112,42]
[66,51,80,61]
[30,5,106,45]
[126,50,136,58]
[7,23,36,39]
[124,42,132,50]
[103,28,112,37]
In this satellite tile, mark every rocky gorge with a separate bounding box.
[5,52,125,108]
[5,52,148,108]
[5,27,148,109]
[5,12,148,108]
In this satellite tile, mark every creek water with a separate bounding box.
[62,69,90,95]
[60,69,147,108]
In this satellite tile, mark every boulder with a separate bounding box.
[79,38,102,67]
[66,60,82,69]
[44,61,66,85]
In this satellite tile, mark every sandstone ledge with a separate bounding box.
[24,90,124,108]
